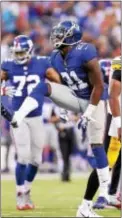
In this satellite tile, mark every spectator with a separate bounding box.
[1,1,121,58]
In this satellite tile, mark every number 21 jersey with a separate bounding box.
[51,42,106,100]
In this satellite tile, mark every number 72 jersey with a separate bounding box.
[1,56,51,117]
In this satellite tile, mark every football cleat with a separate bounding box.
[24,190,35,210]
[76,205,103,217]
[16,192,27,210]
[93,196,108,209]
[108,195,121,209]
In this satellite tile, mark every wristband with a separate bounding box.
[83,104,97,118]
[113,116,121,128]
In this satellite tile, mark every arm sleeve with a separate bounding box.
[1,61,11,79]
[83,43,98,63]
[112,70,121,82]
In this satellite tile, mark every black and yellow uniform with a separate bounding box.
[107,67,121,167]
[108,63,121,195]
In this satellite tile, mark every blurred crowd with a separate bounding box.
[1,1,121,62]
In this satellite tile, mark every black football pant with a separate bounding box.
[59,127,74,180]
[109,149,121,195]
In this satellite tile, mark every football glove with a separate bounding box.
[1,86,16,97]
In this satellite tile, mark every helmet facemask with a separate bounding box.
[11,46,33,65]
[50,23,81,49]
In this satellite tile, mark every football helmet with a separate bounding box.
[50,20,82,49]
[11,35,33,64]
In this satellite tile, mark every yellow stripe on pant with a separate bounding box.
[107,137,121,168]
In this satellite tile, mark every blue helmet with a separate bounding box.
[50,20,82,49]
[11,35,33,64]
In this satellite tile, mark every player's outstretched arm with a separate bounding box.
[46,67,62,83]
[86,58,104,105]
[83,58,104,119]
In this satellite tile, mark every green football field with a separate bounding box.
[1,174,121,217]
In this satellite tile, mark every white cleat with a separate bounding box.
[76,205,103,217]
[24,190,35,210]
[16,192,26,210]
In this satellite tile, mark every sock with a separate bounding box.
[14,82,49,124]
[82,199,92,209]
[16,185,25,193]
[92,145,109,200]
[15,163,26,193]
[14,96,39,125]
[92,145,108,169]
[24,164,38,192]
[97,166,110,200]
[84,169,99,200]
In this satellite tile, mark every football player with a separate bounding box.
[1,35,61,210]
[93,57,121,209]
[108,56,121,208]
[12,21,110,217]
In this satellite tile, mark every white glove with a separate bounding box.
[1,86,16,97]
[60,108,69,123]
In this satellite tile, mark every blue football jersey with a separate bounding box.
[51,42,107,100]
[1,56,51,117]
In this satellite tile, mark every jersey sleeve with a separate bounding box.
[112,70,121,82]
[82,43,98,63]
[1,60,12,79]
[50,50,59,68]
[43,57,52,70]
[1,60,10,72]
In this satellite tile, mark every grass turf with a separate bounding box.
[1,175,120,217]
